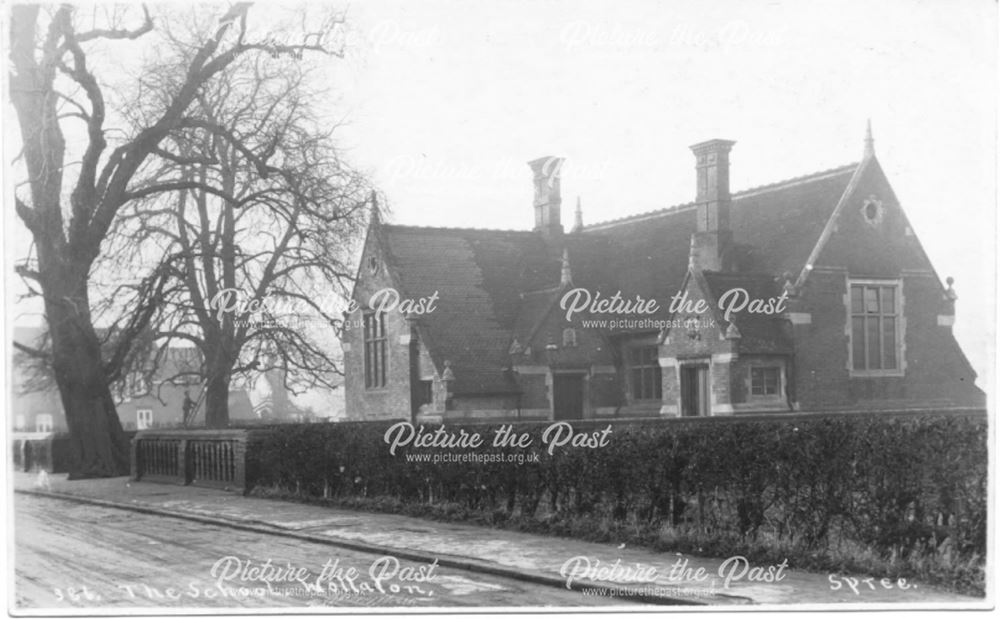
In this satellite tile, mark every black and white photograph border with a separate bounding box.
[1,0,996,616]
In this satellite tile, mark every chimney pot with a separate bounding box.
[689,139,736,271]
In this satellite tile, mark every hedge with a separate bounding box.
[245,413,987,594]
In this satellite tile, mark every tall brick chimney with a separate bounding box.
[689,139,736,271]
[528,156,564,238]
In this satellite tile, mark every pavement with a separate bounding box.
[12,472,987,609]
[12,493,624,610]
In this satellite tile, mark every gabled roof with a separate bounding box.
[511,286,564,351]
[373,162,861,393]
[379,226,553,394]
[700,271,794,354]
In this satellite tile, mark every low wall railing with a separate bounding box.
[12,432,55,472]
[131,430,248,492]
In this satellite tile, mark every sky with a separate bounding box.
[4,0,997,395]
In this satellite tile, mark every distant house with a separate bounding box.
[115,347,257,429]
[10,329,258,430]
[344,127,984,422]
[11,326,65,433]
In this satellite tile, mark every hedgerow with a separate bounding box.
[245,413,987,594]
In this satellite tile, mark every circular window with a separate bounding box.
[860,196,884,226]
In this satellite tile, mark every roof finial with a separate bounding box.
[560,247,573,286]
[571,196,584,232]
[863,118,875,159]
[945,276,957,301]
[370,189,381,226]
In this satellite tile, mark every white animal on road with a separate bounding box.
[33,470,51,492]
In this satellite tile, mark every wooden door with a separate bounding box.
[553,374,585,420]
[680,364,710,417]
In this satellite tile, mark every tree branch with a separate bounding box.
[75,5,154,43]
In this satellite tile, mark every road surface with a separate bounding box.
[12,493,627,610]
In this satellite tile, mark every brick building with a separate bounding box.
[344,127,985,422]
[114,346,258,430]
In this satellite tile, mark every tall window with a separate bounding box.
[136,409,153,430]
[628,346,662,400]
[364,312,388,389]
[850,281,901,373]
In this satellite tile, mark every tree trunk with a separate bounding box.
[45,285,130,478]
[204,371,231,428]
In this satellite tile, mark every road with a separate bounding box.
[12,493,627,610]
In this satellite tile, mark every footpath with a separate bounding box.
[12,473,984,608]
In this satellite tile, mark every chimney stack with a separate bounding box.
[528,156,564,238]
[689,139,736,271]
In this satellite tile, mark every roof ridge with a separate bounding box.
[702,270,783,280]
[584,201,697,231]
[732,162,859,199]
[520,285,563,298]
[585,162,859,231]
[792,156,872,290]
[383,223,538,235]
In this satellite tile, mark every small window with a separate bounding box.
[627,346,662,401]
[35,414,53,433]
[562,327,577,347]
[861,196,884,226]
[750,367,780,397]
[367,255,380,274]
[137,409,153,430]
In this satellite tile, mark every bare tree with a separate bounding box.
[108,49,371,427]
[9,3,347,476]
